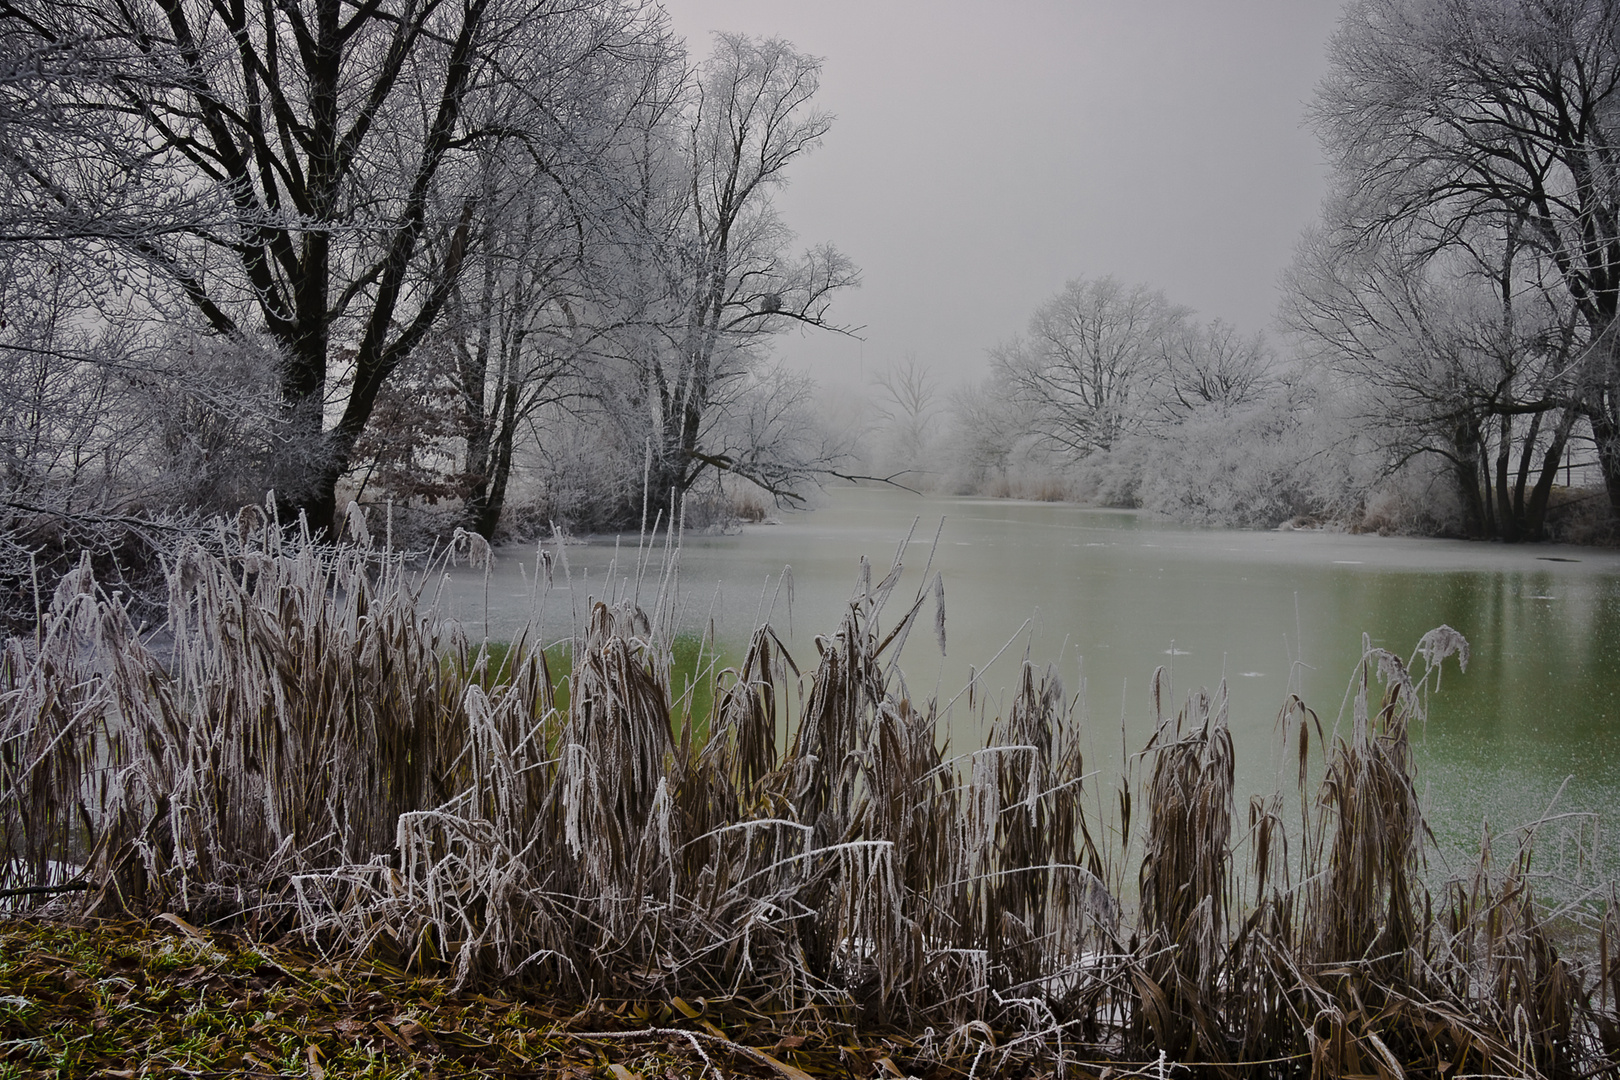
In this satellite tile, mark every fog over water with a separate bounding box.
[442,485,1620,875]
[657,0,1344,388]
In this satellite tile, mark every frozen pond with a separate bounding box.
[440,484,1620,870]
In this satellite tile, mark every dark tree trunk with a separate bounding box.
[639,452,687,535]
[1483,417,1509,540]
[466,383,520,538]
[1512,410,1543,522]
[1587,323,1620,525]
[145,0,484,539]
[1480,448,1498,539]
[1523,408,1576,541]
[1452,423,1487,538]
[1589,409,1620,525]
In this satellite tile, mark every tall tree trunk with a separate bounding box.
[1492,413,1514,541]
[1452,423,1487,538]
[467,383,520,538]
[1512,410,1543,522]
[641,444,687,535]
[1525,408,1577,541]
[1480,446,1498,540]
[1587,323,1620,524]
[457,212,499,531]
[462,382,495,533]
[1588,409,1620,523]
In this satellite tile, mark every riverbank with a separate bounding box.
[0,917,904,1079]
[4,520,1619,1077]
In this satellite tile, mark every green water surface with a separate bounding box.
[448,485,1620,875]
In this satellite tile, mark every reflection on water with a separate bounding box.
[440,485,1620,867]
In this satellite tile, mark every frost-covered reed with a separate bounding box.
[1,513,1616,1077]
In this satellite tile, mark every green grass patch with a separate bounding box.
[457,633,734,739]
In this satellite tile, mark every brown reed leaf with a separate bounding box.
[3,528,1616,1079]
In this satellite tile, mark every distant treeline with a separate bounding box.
[847,0,1620,547]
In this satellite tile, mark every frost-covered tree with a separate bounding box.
[991,277,1190,460]
[871,357,944,486]
[601,33,858,526]
[0,0,673,536]
[419,20,684,536]
[1287,210,1582,539]
[1312,0,1620,523]
[1157,319,1274,422]
[976,276,1286,508]
[2,11,858,542]
[1136,370,1358,529]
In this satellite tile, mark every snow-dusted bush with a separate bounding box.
[0,255,326,624]
[1135,371,1482,536]
[1136,378,1346,528]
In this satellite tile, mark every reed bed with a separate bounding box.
[2,512,1617,1078]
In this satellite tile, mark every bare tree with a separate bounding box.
[945,377,1022,492]
[872,356,943,485]
[605,33,858,525]
[0,24,327,571]
[1287,211,1580,539]
[1158,319,1273,422]
[1312,0,1620,520]
[992,276,1189,460]
[426,25,683,536]
[0,0,671,536]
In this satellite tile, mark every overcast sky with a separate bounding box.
[658,0,1348,391]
